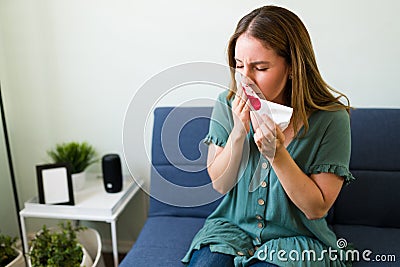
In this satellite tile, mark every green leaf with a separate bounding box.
[29,221,86,267]
[47,142,98,174]
[0,231,18,266]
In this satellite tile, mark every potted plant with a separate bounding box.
[29,221,92,267]
[0,232,24,267]
[47,141,98,191]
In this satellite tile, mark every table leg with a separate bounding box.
[111,220,119,267]
[20,214,29,267]
[20,215,28,254]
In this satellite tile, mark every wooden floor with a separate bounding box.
[102,252,127,267]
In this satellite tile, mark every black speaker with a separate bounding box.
[102,154,123,193]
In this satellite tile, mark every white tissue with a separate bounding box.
[240,82,293,131]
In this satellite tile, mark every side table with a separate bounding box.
[20,176,143,267]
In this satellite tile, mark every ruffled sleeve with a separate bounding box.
[204,135,227,147]
[309,164,355,185]
[203,91,233,148]
[307,109,355,185]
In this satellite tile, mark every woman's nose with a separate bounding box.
[239,68,255,86]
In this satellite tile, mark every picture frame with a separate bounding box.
[36,163,75,205]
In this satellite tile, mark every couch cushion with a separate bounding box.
[149,165,222,217]
[334,170,400,228]
[149,107,223,218]
[334,109,400,227]
[333,224,400,266]
[349,109,400,171]
[120,216,206,267]
[151,107,213,166]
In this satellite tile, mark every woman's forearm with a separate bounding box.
[208,87,251,194]
[208,129,247,194]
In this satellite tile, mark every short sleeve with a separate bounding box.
[204,91,233,147]
[308,109,355,185]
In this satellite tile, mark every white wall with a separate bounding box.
[0,0,399,250]
[0,122,20,237]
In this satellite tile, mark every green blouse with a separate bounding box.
[182,91,355,267]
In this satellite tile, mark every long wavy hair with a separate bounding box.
[227,5,350,135]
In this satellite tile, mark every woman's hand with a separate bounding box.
[231,87,251,138]
[251,111,286,161]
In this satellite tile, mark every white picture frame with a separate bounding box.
[36,163,74,205]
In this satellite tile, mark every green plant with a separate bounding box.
[29,221,87,267]
[47,142,98,174]
[0,232,18,266]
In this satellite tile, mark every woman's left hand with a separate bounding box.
[250,111,286,161]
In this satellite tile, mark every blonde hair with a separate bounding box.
[227,5,350,135]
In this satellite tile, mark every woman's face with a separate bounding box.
[234,34,291,105]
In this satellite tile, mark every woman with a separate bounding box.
[183,5,354,267]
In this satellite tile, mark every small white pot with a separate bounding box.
[72,171,86,191]
[77,228,103,267]
[6,248,25,267]
[81,246,93,267]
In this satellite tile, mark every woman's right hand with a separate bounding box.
[231,87,251,138]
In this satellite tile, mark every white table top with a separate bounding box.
[20,176,142,222]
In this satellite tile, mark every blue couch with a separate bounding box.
[121,107,400,267]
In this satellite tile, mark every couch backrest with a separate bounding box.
[148,107,223,218]
[149,107,400,228]
[333,109,400,228]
